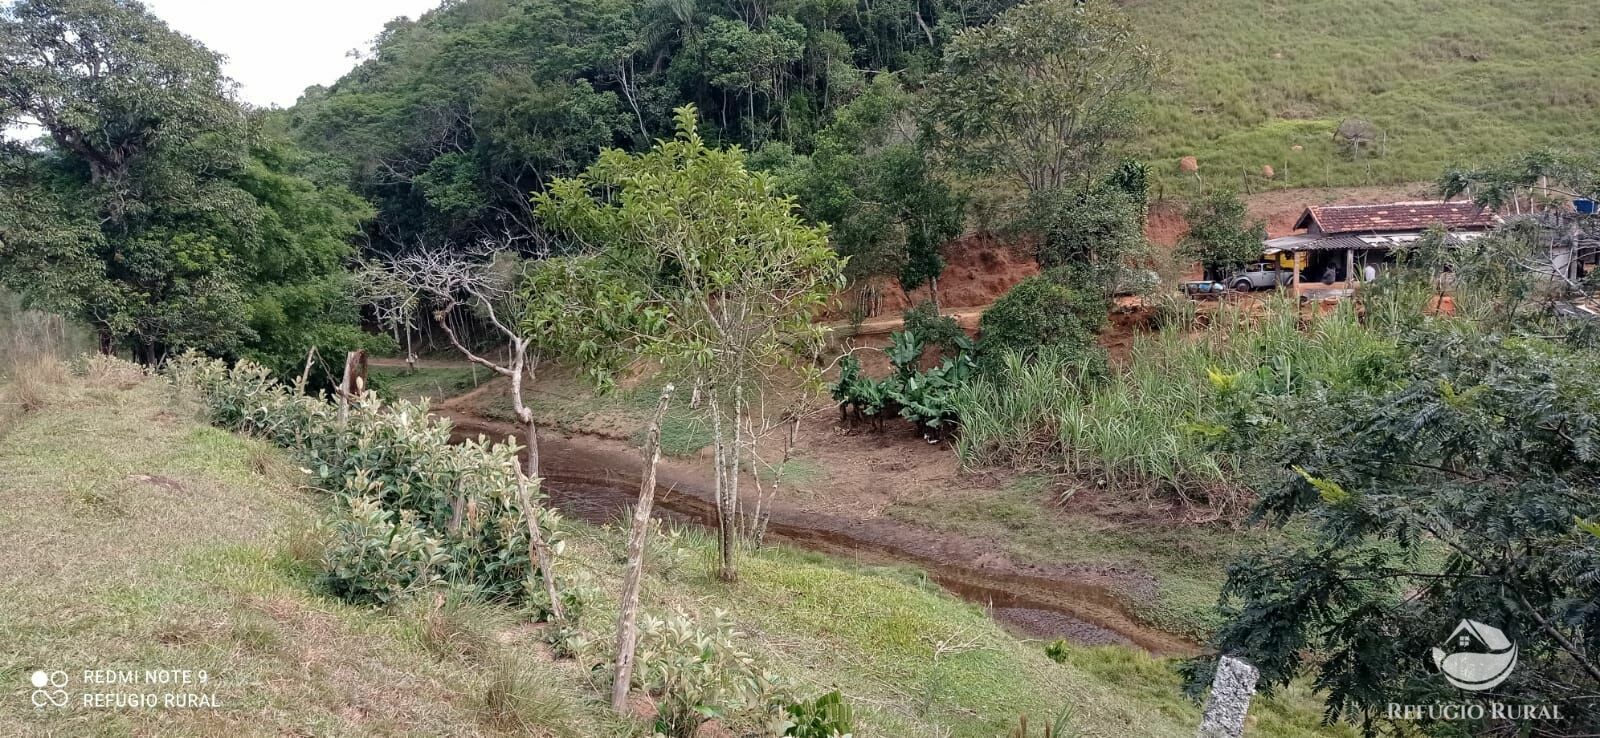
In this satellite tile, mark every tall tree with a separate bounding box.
[537,106,844,582]
[763,76,965,307]
[925,0,1159,193]
[0,0,376,374]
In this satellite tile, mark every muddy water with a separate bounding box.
[447,415,1199,657]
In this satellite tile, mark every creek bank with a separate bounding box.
[443,411,1200,657]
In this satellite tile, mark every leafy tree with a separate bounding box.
[925,0,1159,193]
[1024,184,1150,295]
[977,267,1108,376]
[1179,189,1266,281]
[0,0,378,373]
[537,106,845,582]
[768,76,964,303]
[1190,326,1600,734]
[1439,149,1600,215]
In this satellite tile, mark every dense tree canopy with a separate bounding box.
[0,0,379,376]
[286,0,1019,254]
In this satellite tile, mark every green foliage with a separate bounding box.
[977,269,1109,375]
[1192,327,1600,733]
[767,76,965,291]
[956,298,1404,507]
[537,106,844,394]
[833,325,976,436]
[1438,149,1600,210]
[1023,185,1150,294]
[320,494,448,605]
[635,609,787,737]
[167,354,565,606]
[1105,158,1151,204]
[520,255,665,392]
[902,301,971,360]
[1178,189,1266,280]
[926,0,1158,193]
[1043,640,1070,664]
[782,689,855,738]
[287,0,1007,252]
[0,1,374,369]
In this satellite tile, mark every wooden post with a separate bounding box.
[1345,248,1355,289]
[1290,250,1302,301]
[514,462,564,622]
[611,384,675,713]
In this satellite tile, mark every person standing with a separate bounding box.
[1363,263,1377,282]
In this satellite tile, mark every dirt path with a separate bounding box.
[368,357,477,370]
[438,404,1199,657]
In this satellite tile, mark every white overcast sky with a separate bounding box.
[143,0,443,108]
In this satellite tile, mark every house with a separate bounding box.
[1262,201,1501,284]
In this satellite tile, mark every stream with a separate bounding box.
[446,415,1199,657]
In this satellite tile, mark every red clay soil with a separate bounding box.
[829,183,1434,328]
[829,233,1040,320]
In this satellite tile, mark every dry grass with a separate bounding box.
[0,370,630,737]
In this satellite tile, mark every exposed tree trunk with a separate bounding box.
[513,459,564,622]
[336,349,367,426]
[295,345,319,394]
[709,387,738,582]
[611,384,675,713]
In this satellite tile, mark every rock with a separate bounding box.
[1196,655,1258,738]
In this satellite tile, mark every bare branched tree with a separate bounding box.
[358,244,565,620]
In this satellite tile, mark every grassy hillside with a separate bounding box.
[0,364,1353,736]
[1131,0,1600,191]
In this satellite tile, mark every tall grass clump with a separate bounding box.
[953,297,1403,511]
[167,353,566,609]
[0,291,94,416]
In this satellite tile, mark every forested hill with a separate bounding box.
[287,0,1600,252]
[283,0,1015,252]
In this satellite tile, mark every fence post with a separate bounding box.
[1196,655,1259,738]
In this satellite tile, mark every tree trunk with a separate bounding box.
[513,460,564,622]
[336,349,367,426]
[611,384,675,713]
[709,388,738,582]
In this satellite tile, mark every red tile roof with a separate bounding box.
[1294,201,1500,235]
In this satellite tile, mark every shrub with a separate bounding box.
[782,689,854,738]
[1043,639,1069,664]
[901,301,969,359]
[977,269,1108,378]
[168,353,563,606]
[319,493,449,605]
[1024,185,1147,287]
[635,609,787,737]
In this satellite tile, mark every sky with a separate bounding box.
[141,0,442,108]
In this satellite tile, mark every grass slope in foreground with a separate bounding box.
[0,367,1346,736]
[1133,0,1600,189]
